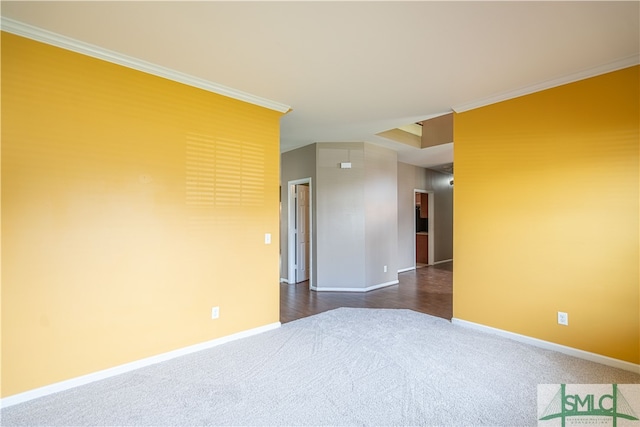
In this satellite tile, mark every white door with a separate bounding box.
[295,184,310,283]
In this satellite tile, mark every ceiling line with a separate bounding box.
[0,17,292,114]
[452,54,639,113]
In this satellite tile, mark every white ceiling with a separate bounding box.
[2,1,639,169]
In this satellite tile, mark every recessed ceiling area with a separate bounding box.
[376,123,423,150]
[2,1,638,169]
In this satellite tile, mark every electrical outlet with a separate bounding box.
[557,311,568,326]
[384,265,387,273]
[211,306,220,319]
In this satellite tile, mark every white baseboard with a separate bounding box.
[1,321,281,408]
[451,318,640,374]
[314,280,399,293]
[365,280,399,292]
[280,277,290,284]
[398,260,452,272]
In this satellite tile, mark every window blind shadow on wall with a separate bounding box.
[186,133,266,232]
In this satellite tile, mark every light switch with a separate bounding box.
[265,233,271,244]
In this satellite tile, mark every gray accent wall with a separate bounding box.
[281,142,399,290]
[431,169,453,262]
[397,162,453,271]
[364,144,398,287]
[281,146,452,290]
[316,143,366,289]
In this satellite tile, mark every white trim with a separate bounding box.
[314,280,399,293]
[0,17,291,114]
[452,54,640,113]
[366,280,399,291]
[402,260,453,272]
[287,178,313,288]
[280,278,290,284]
[287,183,296,285]
[451,318,640,375]
[0,321,281,408]
[313,287,367,293]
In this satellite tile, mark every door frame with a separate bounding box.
[287,178,313,287]
[414,189,435,266]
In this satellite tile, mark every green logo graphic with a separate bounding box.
[539,384,639,427]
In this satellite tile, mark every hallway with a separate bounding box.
[280,262,453,323]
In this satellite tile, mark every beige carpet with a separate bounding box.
[2,308,638,426]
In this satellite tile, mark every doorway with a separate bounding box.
[287,178,313,285]
[414,190,434,267]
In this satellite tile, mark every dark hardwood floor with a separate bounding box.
[280,262,453,323]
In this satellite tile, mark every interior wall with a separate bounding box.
[430,170,453,262]
[315,143,366,289]
[1,33,283,397]
[280,144,317,283]
[364,144,398,287]
[453,66,639,364]
[397,162,453,270]
[281,143,400,290]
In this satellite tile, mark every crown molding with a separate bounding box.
[0,17,291,114]
[452,54,640,113]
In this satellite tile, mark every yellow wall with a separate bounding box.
[454,66,639,364]
[1,33,282,397]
